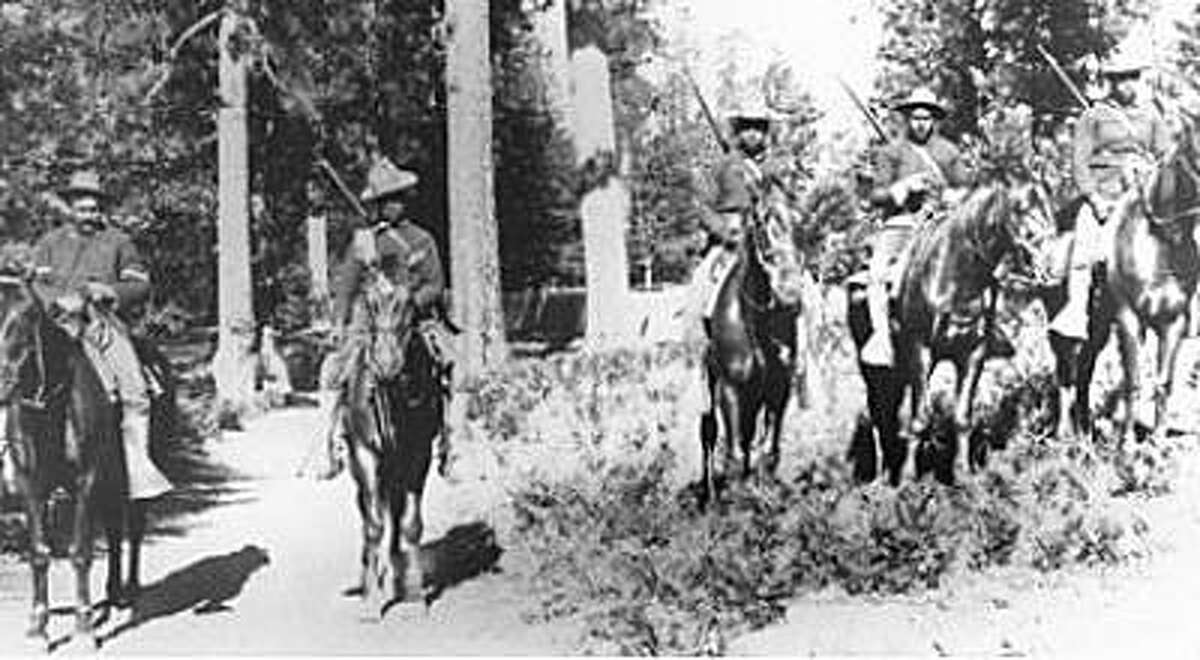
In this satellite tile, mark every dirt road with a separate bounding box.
[0,405,578,655]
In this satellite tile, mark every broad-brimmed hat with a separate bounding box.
[727,103,773,133]
[61,170,106,201]
[1100,49,1150,78]
[893,87,946,118]
[360,157,419,203]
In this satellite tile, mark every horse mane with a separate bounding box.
[1148,131,1200,222]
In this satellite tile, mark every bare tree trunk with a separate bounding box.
[211,7,257,415]
[447,0,505,377]
[306,210,330,325]
[533,0,574,138]
[572,46,632,347]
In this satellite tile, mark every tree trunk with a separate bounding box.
[447,0,504,377]
[533,0,573,138]
[572,46,632,347]
[211,7,257,414]
[306,211,330,325]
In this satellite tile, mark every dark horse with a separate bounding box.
[337,282,443,618]
[1044,117,1200,445]
[0,252,152,650]
[700,201,807,507]
[848,181,1055,484]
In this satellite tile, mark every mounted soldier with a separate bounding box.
[308,157,454,480]
[1047,49,1172,341]
[859,87,975,367]
[694,105,773,335]
[31,169,172,501]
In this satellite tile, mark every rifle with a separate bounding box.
[316,156,369,218]
[835,76,888,142]
[681,65,731,154]
[1036,44,1091,110]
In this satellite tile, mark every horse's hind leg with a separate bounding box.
[699,363,720,509]
[762,364,791,477]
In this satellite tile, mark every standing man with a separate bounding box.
[861,87,973,367]
[32,170,172,500]
[308,157,453,480]
[693,106,772,333]
[1048,50,1171,341]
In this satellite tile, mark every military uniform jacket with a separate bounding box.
[332,220,445,326]
[868,134,971,218]
[711,152,765,213]
[1073,100,1171,199]
[31,224,150,315]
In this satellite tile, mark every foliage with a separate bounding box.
[876,0,1151,140]
[495,345,1167,654]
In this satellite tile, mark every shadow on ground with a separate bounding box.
[96,544,270,647]
[421,521,504,604]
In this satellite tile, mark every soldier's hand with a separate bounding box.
[888,179,910,206]
[83,281,118,306]
[52,293,85,316]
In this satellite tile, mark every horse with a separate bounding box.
[335,278,444,618]
[847,180,1056,484]
[0,252,151,650]
[1044,117,1200,445]
[699,200,808,508]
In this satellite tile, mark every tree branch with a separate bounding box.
[142,9,225,104]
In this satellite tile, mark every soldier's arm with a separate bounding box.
[867,145,903,210]
[410,235,445,314]
[112,235,151,309]
[331,245,363,326]
[1073,111,1099,199]
[1150,112,1173,159]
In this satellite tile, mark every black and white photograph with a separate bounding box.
[1,0,1200,655]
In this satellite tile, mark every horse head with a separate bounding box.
[1000,175,1058,276]
[1146,112,1200,231]
[0,244,41,403]
[748,200,806,311]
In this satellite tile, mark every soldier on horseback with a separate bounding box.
[860,87,974,367]
[310,157,454,480]
[694,105,772,334]
[31,169,172,501]
[1047,50,1172,341]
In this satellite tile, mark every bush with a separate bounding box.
[510,359,1169,655]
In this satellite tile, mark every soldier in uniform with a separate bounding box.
[31,170,172,500]
[693,106,772,334]
[309,157,452,480]
[1048,50,1171,340]
[860,87,973,367]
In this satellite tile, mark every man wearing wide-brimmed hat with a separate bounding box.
[692,104,774,333]
[30,169,172,501]
[1048,48,1171,342]
[860,86,973,367]
[306,157,452,480]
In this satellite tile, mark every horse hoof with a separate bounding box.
[23,631,49,654]
[57,633,99,655]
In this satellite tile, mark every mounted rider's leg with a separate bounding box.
[862,223,910,367]
[85,317,171,500]
[1050,199,1106,340]
[418,318,456,477]
[307,352,348,481]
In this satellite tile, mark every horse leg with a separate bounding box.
[762,364,790,477]
[903,345,933,482]
[1154,317,1188,442]
[392,489,425,605]
[718,382,741,485]
[23,488,50,646]
[102,500,124,607]
[1050,334,1082,441]
[737,388,759,480]
[699,363,720,509]
[1114,307,1143,446]
[125,499,147,601]
[347,441,386,618]
[952,348,988,479]
[1075,323,1109,440]
[69,474,98,649]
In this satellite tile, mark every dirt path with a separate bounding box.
[0,405,579,655]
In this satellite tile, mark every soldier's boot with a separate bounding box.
[1049,262,1091,341]
[861,279,894,367]
[121,403,172,500]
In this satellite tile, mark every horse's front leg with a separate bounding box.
[347,438,386,620]
[1154,315,1188,441]
[125,500,147,601]
[699,360,720,510]
[1114,306,1144,446]
[952,345,988,479]
[762,360,791,478]
[902,342,933,481]
[22,483,51,647]
[68,472,98,650]
[392,488,425,606]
